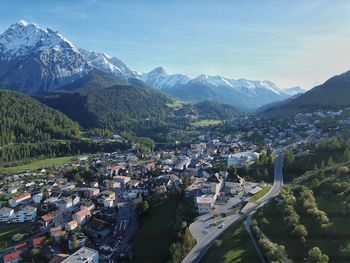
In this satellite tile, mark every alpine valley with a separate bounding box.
[3,5,350,263]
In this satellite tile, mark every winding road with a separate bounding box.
[181,153,284,263]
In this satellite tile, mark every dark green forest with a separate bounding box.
[0,89,80,146]
[0,90,129,164]
[37,85,174,132]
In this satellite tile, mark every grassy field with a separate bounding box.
[4,155,78,174]
[191,120,222,127]
[249,184,272,201]
[132,196,196,263]
[202,220,259,263]
[0,224,30,251]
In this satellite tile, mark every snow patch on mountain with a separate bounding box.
[282,86,305,96]
[0,21,79,59]
[141,67,190,89]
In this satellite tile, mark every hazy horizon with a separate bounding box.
[1,0,350,90]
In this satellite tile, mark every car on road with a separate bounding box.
[218,224,225,228]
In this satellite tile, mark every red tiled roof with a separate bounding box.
[4,252,19,262]
[32,236,46,247]
[12,192,31,201]
[41,213,53,222]
[75,207,90,218]
[15,242,27,250]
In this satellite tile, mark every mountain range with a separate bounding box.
[140,67,305,109]
[0,20,304,109]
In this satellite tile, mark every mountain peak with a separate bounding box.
[149,66,167,75]
[15,20,29,27]
[0,20,91,92]
[283,86,305,96]
[0,20,79,58]
[9,20,39,32]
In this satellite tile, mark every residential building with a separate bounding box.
[8,192,31,207]
[7,187,17,195]
[40,213,53,227]
[51,210,64,226]
[195,195,214,214]
[33,193,43,204]
[84,188,99,198]
[61,247,99,263]
[110,165,125,177]
[3,252,20,263]
[104,180,119,190]
[227,151,259,167]
[114,175,131,186]
[50,226,62,237]
[174,158,191,171]
[103,198,113,208]
[32,236,46,248]
[65,220,78,231]
[206,173,223,195]
[80,201,95,212]
[73,208,91,224]
[225,174,243,194]
[99,190,116,202]
[56,196,80,212]
[11,206,37,222]
[0,207,14,222]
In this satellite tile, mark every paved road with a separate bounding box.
[181,153,284,263]
[244,212,266,263]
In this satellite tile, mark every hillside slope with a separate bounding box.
[36,85,174,132]
[263,70,350,115]
[57,69,128,92]
[289,70,350,108]
[0,89,80,146]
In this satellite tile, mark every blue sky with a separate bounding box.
[0,0,350,89]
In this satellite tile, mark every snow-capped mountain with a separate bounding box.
[141,67,297,109]
[140,67,190,89]
[283,86,305,96]
[0,20,91,93]
[0,20,138,93]
[0,20,301,109]
[79,49,139,80]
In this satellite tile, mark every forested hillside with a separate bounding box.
[194,100,240,120]
[0,90,131,165]
[37,85,174,132]
[38,80,241,135]
[0,89,80,146]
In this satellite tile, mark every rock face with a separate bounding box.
[0,20,137,93]
[0,21,91,93]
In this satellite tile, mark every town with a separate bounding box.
[0,107,348,263]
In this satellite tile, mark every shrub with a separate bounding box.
[214,239,223,247]
[337,166,350,175]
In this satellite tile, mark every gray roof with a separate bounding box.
[61,247,98,263]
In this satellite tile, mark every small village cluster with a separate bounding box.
[0,108,347,263]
